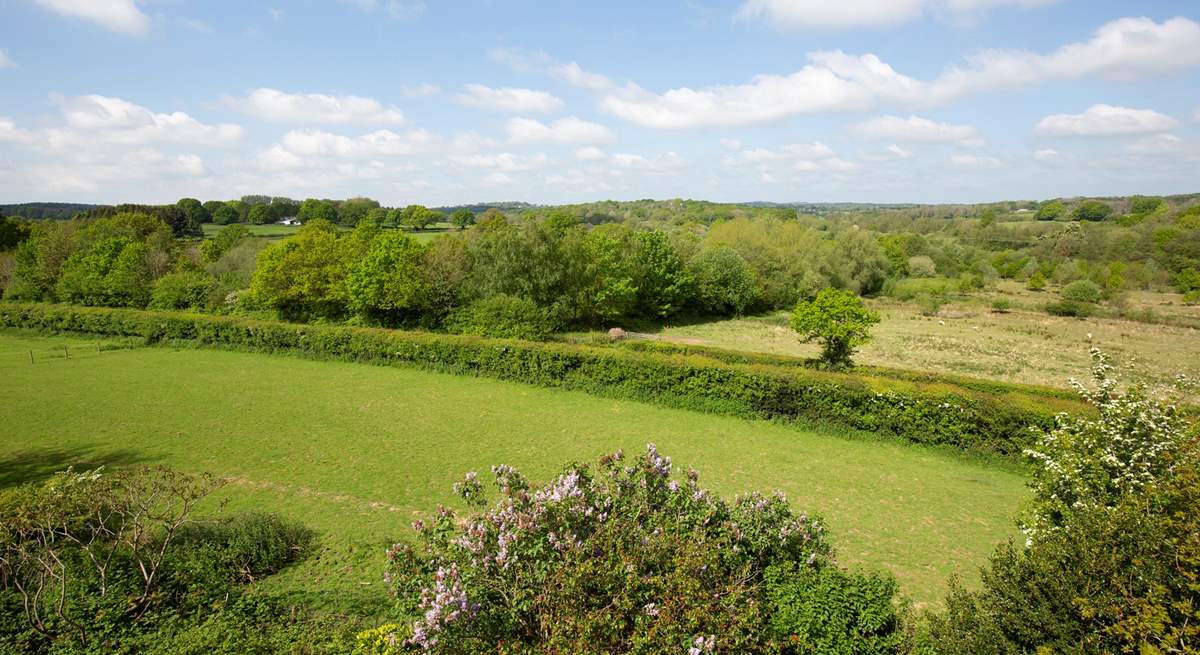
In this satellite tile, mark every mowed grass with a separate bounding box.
[0,330,1027,609]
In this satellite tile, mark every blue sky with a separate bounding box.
[0,0,1197,206]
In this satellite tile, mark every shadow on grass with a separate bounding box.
[0,446,158,490]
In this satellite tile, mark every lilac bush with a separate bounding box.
[379,444,838,653]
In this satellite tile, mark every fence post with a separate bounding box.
[29,350,34,364]
[64,345,69,359]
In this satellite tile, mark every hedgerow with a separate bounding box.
[0,302,1074,456]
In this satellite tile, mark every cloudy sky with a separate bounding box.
[0,0,1197,206]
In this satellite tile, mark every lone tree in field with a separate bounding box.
[790,288,880,368]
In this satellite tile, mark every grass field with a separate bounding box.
[0,329,1026,610]
[644,290,1200,401]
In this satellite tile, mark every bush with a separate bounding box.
[1025,271,1046,291]
[375,445,904,653]
[177,512,313,583]
[906,255,937,278]
[0,303,1071,456]
[928,352,1198,653]
[791,289,880,368]
[1071,200,1113,222]
[445,294,559,340]
[149,270,217,311]
[689,245,762,316]
[1044,300,1091,317]
[766,562,904,654]
[917,294,944,317]
[1060,279,1102,304]
[990,299,1010,313]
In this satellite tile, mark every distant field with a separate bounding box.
[640,287,1200,401]
[0,329,1026,609]
[200,222,459,242]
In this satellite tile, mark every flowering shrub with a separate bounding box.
[379,445,902,653]
[1021,348,1186,541]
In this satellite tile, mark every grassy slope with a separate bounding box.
[0,330,1026,609]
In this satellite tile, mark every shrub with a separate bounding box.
[176,512,313,583]
[917,294,944,317]
[791,289,880,368]
[445,294,558,340]
[906,255,937,278]
[376,445,904,653]
[1025,271,1046,291]
[149,270,217,311]
[1044,300,1091,317]
[990,299,1010,313]
[1060,279,1102,304]
[928,351,1199,654]
[765,562,904,655]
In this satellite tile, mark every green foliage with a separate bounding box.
[338,197,380,227]
[1173,267,1200,294]
[1043,299,1091,317]
[210,203,239,225]
[1129,195,1164,216]
[791,289,880,368]
[765,562,904,654]
[176,512,313,583]
[632,230,692,318]
[450,208,475,230]
[1060,279,1102,303]
[0,303,1067,456]
[346,231,430,325]
[399,205,440,230]
[247,204,273,225]
[298,198,337,224]
[56,237,154,308]
[148,270,216,311]
[990,299,1010,313]
[1025,271,1046,291]
[176,197,209,225]
[445,294,559,340]
[1033,199,1066,221]
[249,220,349,321]
[200,223,251,263]
[689,245,762,316]
[1071,200,1114,222]
[928,354,1198,653]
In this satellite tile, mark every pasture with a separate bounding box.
[0,329,1026,609]
[647,291,1200,400]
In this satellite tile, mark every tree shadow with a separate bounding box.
[0,446,157,490]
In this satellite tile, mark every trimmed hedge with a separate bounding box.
[0,303,1077,456]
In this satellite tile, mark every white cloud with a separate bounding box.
[506,117,615,146]
[456,84,564,113]
[574,146,607,161]
[593,17,1200,130]
[1035,104,1177,136]
[949,154,1004,170]
[551,61,615,91]
[224,88,406,125]
[887,144,914,159]
[0,49,15,68]
[488,48,615,91]
[271,127,436,159]
[402,83,441,97]
[449,153,549,172]
[735,0,1057,29]
[0,117,34,144]
[850,115,984,146]
[34,0,150,36]
[482,172,515,185]
[47,95,243,147]
[609,151,686,172]
[1124,134,1185,155]
[719,138,743,150]
[1033,148,1063,164]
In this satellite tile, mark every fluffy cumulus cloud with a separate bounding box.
[721,141,855,173]
[34,0,150,35]
[224,88,406,125]
[456,85,564,113]
[449,152,549,172]
[46,94,243,147]
[1035,104,1178,136]
[850,115,983,146]
[734,0,1056,29]
[589,17,1200,130]
[258,127,438,169]
[506,117,615,146]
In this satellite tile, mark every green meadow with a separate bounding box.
[0,329,1026,610]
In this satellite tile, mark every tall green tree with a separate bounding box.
[346,231,430,325]
[450,208,475,230]
[790,288,880,368]
[249,220,349,321]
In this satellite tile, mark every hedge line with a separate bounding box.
[0,303,1076,457]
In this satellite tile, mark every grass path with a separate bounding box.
[0,330,1027,608]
